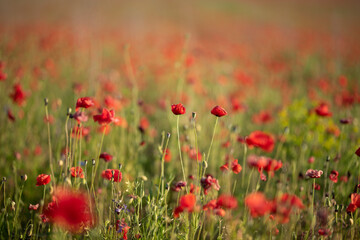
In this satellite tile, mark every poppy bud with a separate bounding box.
[44,98,48,106]
[21,174,27,182]
[92,159,96,165]
[67,107,72,116]
[192,112,196,119]
[326,156,330,162]
[211,106,227,117]
[119,164,122,170]
[2,177,7,182]
[166,132,171,138]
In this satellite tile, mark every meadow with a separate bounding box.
[0,0,360,239]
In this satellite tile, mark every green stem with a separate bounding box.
[177,115,187,190]
[206,117,219,165]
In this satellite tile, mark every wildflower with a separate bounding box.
[220,163,229,172]
[71,126,90,138]
[42,188,95,233]
[308,156,315,163]
[355,146,360,157]
[318,229,331,236]
[216,195,238,209]
[189,148,202,161]
[117,219,130,239]
[7,109,15,122]
[305,169,323,178]
[72,111,88,123]
[164,149,171,162]
[172,181,187,192]
[171,103,186,115]
[174,193,196,218]
[76,97,94,110]
[252,111,272,124]
[329,170,338,183]
[246,131,275,152]
[36,174,51,186]
[245,192,271,217]
[315,103,332,117]
[346,193,360,213]
[200,175,220,195]
[100,152,113,162]
[211,106,227,117]
[70,167,84,178]
[93,108,115,125]
[10,83,26,106]
[102,169,122,182]
[231,159,242,174]
[139,117,149,132]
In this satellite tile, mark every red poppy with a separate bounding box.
[102,169,122,182]
[0,71,7,81]
[71,126,90,138]
[73,111,88,123]
[246,131,275,152]
[10,83,26,106]
[231,159,242,174]
[100,152,113,162]
[42,188,95,233]
[211,106,227,117]
[189,149,202,161]
[315,103,332,117]
[216,195,238,209]
[203,199,217,211]
[76,97,94,110]
[252,111,272,124]
[200,175,220,195]
[93,108,115,125]
[318,229,331,236]
[139,117,150,132]
[36,174,51,186]
[305,169,323,178]
[70,167,84,178]
[329,170,338,183]
[245,192,271,217]
[164,149,171,162]
[220,163,229,172]
[172,181,187,192]
[7,109,15,122]
[171,103,186,115]
[174,193,196,218]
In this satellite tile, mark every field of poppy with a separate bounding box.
[1,0,360,239]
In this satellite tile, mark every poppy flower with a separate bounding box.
[271,193,304,223]
[329,170,338,183]
[189,149,202,161]
[305,169,323,178]
[220,163,229,172]
[36,174,51,186]
[211,106,227,117]
[172,181,187,192]
[346,193,360,213]
[164,149,171,162]
[216,195,238,209]
[200,175,220,195]
[10,83,26,106]
[174,193,196,218]
[139,117,149,132]
[71,126,90,138]
[318,229,331,236]
[93,108,115,125]
[315,103,332,117]
[42,188,95,233]
[72,111,88,123]
[100,152,113,162]
[231,159,242,174]
[245,192,271,217]
[0,71,7,81]
[252,111,272,124]
[70,167,84,178]
[76,97,94,110]
[102,169,122,182]
[246,131,275,152]
[7,109,15,122]
[171,103,186,115]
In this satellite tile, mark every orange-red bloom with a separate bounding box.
[10,83,26,106]
[329,170,338,183]
[211,106,227,117]
[231,159,242,174]
[102,169,122,182]
[36,174,51,186]
[246,131,275,152]
[43,188,95,233]
[315,103,332,117]
[245,192,271,217]
[76,97,94,110]
[93,108,115,125]
[100,152,113,162]
[171,103,186,115]
[70,167,84,178]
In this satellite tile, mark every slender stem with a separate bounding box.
[177,115,187,189]
[64,114,70,178]
[91,126,107,196]
[45,104,55,184]
[160,136,170,196]
[206,117,219,164]
[242,143,247,187]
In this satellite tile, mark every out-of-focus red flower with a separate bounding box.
[346,193,360,213]
[231,159,242,174]
[76,97,94,110]
[10,83,26,106]
[216,195,238,209]
[271,193,304,223]
[164,149,171,162]
[246,131,275,152]
[203,200,217,211]
[245,192,271,217]
[100,152,113,162]
[252,111,272,124]
[36,174,51,186]
[174,193,196,218]
[72,111,88,123]
[44,115,54,124]
[93,108,115,125]
[171,103,186,115]
[200,175,220,195]
[318,229,331,236]
[102,169,122,182]
[305,169,323,178]
[329,170,338,183]
[220,163,229,172]
[211,106,227,117]
[70,167,84,178]
[189,148,202,161]
[0,71,7,81]
[34,145,42,156]
[71,126,90,138]
[113,116,128,128]
[42,188,95,233]
[315,103,332,117]
[104,96,123,110]
[139,117,149,132]
[308,156,315,164]
[7,109,15,122]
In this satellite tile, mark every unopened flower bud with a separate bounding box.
[44,98,48,106]
[21,174,27,182]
